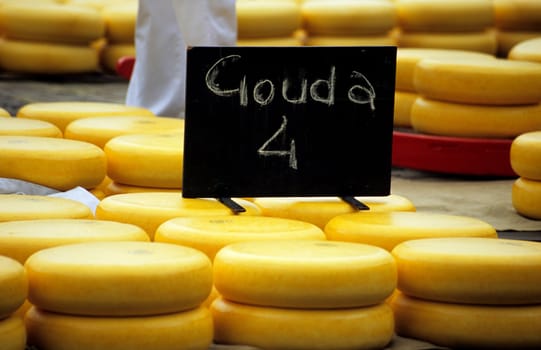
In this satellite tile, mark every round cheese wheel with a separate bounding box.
[393,91,417,127]
[0,117,62,137]
[509,37,541,63]
[494,0,541,31]
[391,292,541,350]
[103,181,181,196]
[155,216,326,260]
[26,241,212,316]
[211,297,394,350]
[414,58,541,105]
[395,0,493,32]
[392,237,541,305]
[237,0,301,38]
[16,101,154,133]
[252,195,416,229]
[410,97,541,138]
[395,30,498,55]
[25,306,213,350]
[511,131,541,180]
[396,48,496,92]
[100,43,135,72]
[304,34,396,46]
[0,136,106,191]
[213,240,396,308]
[496,30,541,57]
[0,219,149,264]
[0,107,10,117]
[96,192,261,239]
[0,315,26,350]
[0,256,27,319]
[0,195,93,222]
[325,211,497,252]
[104,132,184,188]
[512,177,541,220]
[102,2,137,43]
[0,38,99,75]
[301,0,396,36]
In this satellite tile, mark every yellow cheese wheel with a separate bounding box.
[301,0,396,36]
[395,0,493,32]
[64,116,184,148]
[104,132,184,188]
[0,136,106,191]
[0,107,9,117]
[410,97,541,138]
[252,195,416,229]
[0,256,27,319]
[414,58,541,105]
[214,240,396,308]
[102,2,137,43]
[237,0,301,38]
[0,315,26,350]
[391,292,541,349]
[26,241,212,316]
[304,34,396,46]
[511,131,541,180]
[155,216,326,260]
[512,177,541,220]
[0,3,104,44]
[395,29,498,55]
[392,237,541,305]
[0,195,93,222]
[0,219,149,264]
[0,38,99,75]
[393,91,417,127]
[211,297,394,350]
[396,48,496,92]
[496,30,541,57]
[96,192,261,239]
[237,36,303,46]
[509,37,541,63]
[16,101,154,133]
[494,0,541,31]
[103,181,181,196]
[325,211,497,252]
[25,306,213,350]
[0,117,62,137]
[100,43,135,72]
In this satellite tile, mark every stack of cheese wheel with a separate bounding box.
[237,0,303,46]
[510,131,541,219]
[494,0,541,57]
[0,2,104,74]
[325,211,498,252]
[0,256,27,350]
[393,48,495,128]
[24,241,214,350]
[96,192,261,239]
[301,0,396,47]
[0,194,94,222]
[394,0,496,54]
[390,237,541,349]
[211,240,396,349]
[509,37,541,64]
[252,194,415,229]
[100,1,137,71]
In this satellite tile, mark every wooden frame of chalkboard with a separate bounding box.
[183,46,396,200]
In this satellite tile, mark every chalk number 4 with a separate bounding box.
[257,115,298,170]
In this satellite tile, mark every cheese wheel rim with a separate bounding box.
[510,131,541,180]
[237,1,301,38]
[0,256,27,319]
[512,177,541,220]
[0,194,93,222]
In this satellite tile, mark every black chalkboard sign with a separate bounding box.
[182,46,396,199]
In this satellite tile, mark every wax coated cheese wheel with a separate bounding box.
[16,101,154,132]
[395,0,493,32]
[237,36,303,46]
[26,241,212,316]
[497,30,541,57]
[0,3,104,44]
[104,181,181,196]
[96,192,261,239]
[391,292,541,350]
[100,43,135,72]
[393,91,417,127]
[512,177,541,220]
[494,0,541,31]
[211,297,394,350]
[0,315,25,350]
[0,195,93,222]
[0,136,106,191]
[237,0,301,38]
[0,38,99,75]
[511,131,541,180]
[392,237,541,304]
[395,30,498,55]
[396,48,495,92]
[104,132,184,188]
[0,107,9,117]
[414,58,541,105]
[410,97,541,138]
[305,34,396,47]
[214,240,396,308]
[0,219,149,264]
[325,211,497,252]
[509,37,541,63]
[102,2,137,43]
[0,256,27,319]
[25,306,213,350]
[155,216,325,260]
[252,195,415,229]
[0,117,61,137]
